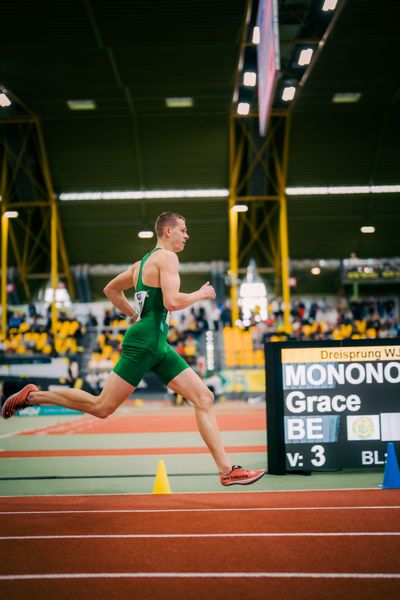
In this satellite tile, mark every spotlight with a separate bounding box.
[298,48,314,66]
[252,26,260,45]
[0,92,11,108]
[237,102,250,116]
[322,0,338,12]
[282,86,296,101]
[243,72,257,87]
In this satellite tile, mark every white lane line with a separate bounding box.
[0,571,399,580]
[0,505,399,515]
[1,532,399,540]
[0,418,89,439]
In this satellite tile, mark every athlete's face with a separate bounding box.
[170,219,189,252]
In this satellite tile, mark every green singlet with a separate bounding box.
[113,248,189,387]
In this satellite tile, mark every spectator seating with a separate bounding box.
[223,327,264,367]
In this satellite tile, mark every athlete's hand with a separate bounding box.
[115,309,138,324]
[199,281,216,300]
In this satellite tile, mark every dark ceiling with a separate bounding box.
[1,0,399,297]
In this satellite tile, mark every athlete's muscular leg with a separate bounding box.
[27,372,135,418]
[167,368,233,474]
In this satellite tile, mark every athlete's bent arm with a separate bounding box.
[103,264,138,318]
[160,252,215,311]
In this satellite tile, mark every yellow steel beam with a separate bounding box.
[240,212,274,265]
[18,213,51,261]
[266,219,278,266]
[56,206,75,300]
[229,205,239,325]
[2,99,74,309]
[1,213,8,338]
[279,193,290,329]
[236,124,274,195]
[236,195,279,201]
[3,201,52,208]
[1,155,8,337]
[50,202,58,334]
[0,117,36,124]
[22,212,32,272]
[8,223,30,299]
[36,118,74,319]
[239,211,271,263]
[229,116,239,325]
[236,118,281,195]
[277,113,292,330]
[3,131,47,198]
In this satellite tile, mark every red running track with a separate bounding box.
[19,411,265,436]
[0,489,399,600]
[0,445,266,459]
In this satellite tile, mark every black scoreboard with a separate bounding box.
[265,339,400,474]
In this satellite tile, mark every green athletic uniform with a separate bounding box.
[113,248,189,387]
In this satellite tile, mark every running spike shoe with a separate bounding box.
[220,465,266,486]
[1,384,38,419]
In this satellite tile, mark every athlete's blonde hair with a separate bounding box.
[155,212,185,238]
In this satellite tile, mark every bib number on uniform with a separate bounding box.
[132,291,148,320]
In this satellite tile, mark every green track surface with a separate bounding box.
[0,409,385,497]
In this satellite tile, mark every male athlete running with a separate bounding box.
[2,212,265,486]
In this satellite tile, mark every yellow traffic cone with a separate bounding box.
[152,459,172,494]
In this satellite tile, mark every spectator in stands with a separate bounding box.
[182,333,197,364]
[27,302,38,318]
[103,309,112,326]
[309,300,319,321]
[211,303,222,331]
[220,301,232,327]
[366,311,381,331]
[195,307,209,335]
[8,312,23,329]
[86,312,98,327]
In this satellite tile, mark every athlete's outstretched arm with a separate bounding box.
[160,252,215,311]
[103,264,138,317]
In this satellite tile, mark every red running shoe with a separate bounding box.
[220,465,266,486]
[1,384,39,419]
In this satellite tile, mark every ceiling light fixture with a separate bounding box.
[252,26,260,45]
[360,226,375,234]
[165,97,193,108]
[282,86,296,101]
[332,93,361,103]
[322,0,338,11]
[311,267,321,275]
[243,72,257,87]
[3,211,19,218]
[59,189,229,201]
[67,100,96,110]
[0,92,11,107]
[286,185,400,195]
[138,231,154,239]
[298,48,314,66]
[231,204,248,213]
[237,102,250,116]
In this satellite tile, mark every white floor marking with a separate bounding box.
[0,571,399,580]
[0,532,399,540]
[0,505,398,515]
